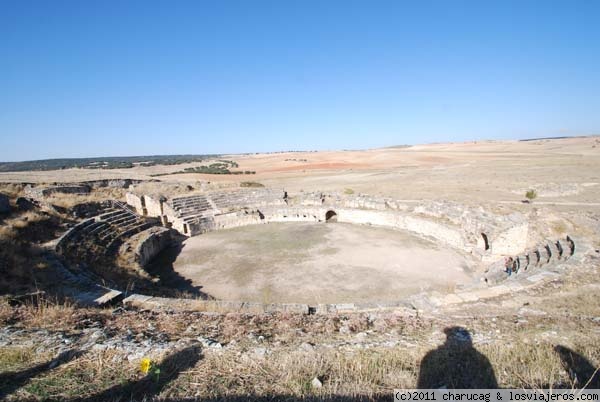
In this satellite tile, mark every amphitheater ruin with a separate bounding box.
[43,183,576,315]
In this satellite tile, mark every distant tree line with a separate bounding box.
[0,155,220,172]
[151,161,255,176]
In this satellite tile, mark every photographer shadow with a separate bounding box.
[554,345,600,389]
[417,326,498,389]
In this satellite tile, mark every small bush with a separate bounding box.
[344,188,355,195]
[240,182,264,188]
[525,189,537,200]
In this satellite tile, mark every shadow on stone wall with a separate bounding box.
[144,234,214,300]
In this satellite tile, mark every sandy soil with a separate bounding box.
[171,222,476,304]
[3,136,599,209]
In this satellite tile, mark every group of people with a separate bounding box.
[504,256,521,275]
[504,238,575,277]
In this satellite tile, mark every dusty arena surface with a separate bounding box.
[170,222,476,304]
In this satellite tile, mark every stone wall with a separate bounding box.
[145,195,165,218]
[485,235,575,284]
[132,227,173,266]
[126,189,534,262]
[25,184,90,198]
[489,223,529,256]
[123,294,309,314]
[80,179,143,189]
[125,193,144,215]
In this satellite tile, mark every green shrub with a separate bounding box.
[525,189,537,200]
[240,182,264,188]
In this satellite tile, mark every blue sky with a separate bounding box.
[1,0,599,161]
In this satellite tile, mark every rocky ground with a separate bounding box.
[1,250,599,400]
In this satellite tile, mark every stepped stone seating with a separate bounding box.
[167,189,285,225]
[56,201,159,260]
[209,188,285,211]
[171,194,212,217]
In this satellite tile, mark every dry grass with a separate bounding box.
[1,338,593,400]
[2,349,135,401]
[0,208,66,294]
[45,187,126,208]
[0,211,46,241]
[0,298,81,330]
[0,285,599,400]
[0,183,25,198]
[0,225,17,241]
[0,346,41,372]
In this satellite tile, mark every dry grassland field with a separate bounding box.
[1,137,600,401]
[4,137,600,205]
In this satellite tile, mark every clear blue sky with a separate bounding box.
[1,0,599,161]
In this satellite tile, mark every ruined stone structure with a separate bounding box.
[485,235,575,283]
[25,184,91,198]
[56,200,160,259]
[125,188,532,264]
[125,226,173,267]
[24,179,149,200]
[49,186,576,313]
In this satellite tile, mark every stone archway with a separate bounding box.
[325,210,337,222]
[481,233,490,251]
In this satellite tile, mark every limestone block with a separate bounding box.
[144,195,164,217]
[122,294,309,314]
[125,192,144,214]
[491,223,529,256]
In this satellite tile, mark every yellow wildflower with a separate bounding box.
[140,357,152,374]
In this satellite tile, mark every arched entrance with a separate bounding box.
[481,233,490,251]
[325,210,337,222]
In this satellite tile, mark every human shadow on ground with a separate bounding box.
[71,345,202,402]
[417,326,498,389]
[554,345,600,389]
[144,233,214,299]
[0,349,85,399]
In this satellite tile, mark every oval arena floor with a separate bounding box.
[169,222,478,304]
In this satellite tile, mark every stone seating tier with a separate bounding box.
[103,210,135,223]
[87,222,110,236]
[105,222,155,253]
[172,198,210,208]
[174,199,211,208]
[108,214,139,227]
[173,203,211,213]
[97,210,126,221]
[176,203,212,216]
